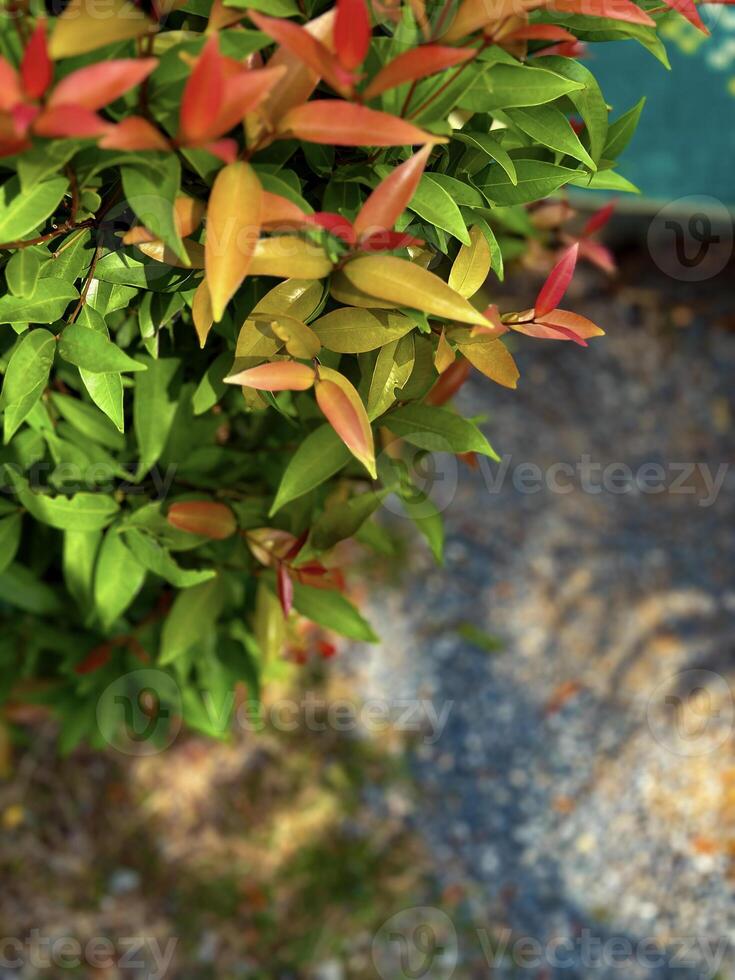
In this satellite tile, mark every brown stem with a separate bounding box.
[0,219,95,252]
[67,243,103,323]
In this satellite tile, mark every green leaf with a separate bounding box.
[505,104,597,171]
[401,486,444,563]
[94,249,194,291]
[408,174,470,245]
[475,159,579,206]
[603,96,646,160]
[159,576,225,665]
[133,357,180,479]
[385,404,499,459]
[310,489,389,551]
[58,322,147,373]
[0,175,69,243]
[291,582,378,642]
[5,248,42,297]
[535,56,609,164]
[0,563,62,614]
[122,154,188,264]
[63,529,101,610]
[93,527,147,629]
[6,468,119,531]
[0,279,79,324]
[367,333,415,419]
[454,131,518,184]
[0,513,22,575]
[2,329,56,443]
[460,64,584,112]
[76,308,125,433]
[312,308,415,353]
[50,393,126,451]
[40,229,94,285]
[270,424,351,515]
[122,528,216,588]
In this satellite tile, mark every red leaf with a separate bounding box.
[536,40,587,57]
[277,100,442,146]
[534,243,578,319]
[203,138,238,163]
[167,500,238,539]
[335,0,370,70]
[512,321,588,346]
[21,20,52,100]
[48,58,157,111]
[315,366,376,478]
[98,115,169,151]
[179,34,224,144]
[75,644,112,675]
[552,0,655,26]
[577,237,616,274]
[33,105,110,138]
[363,45,474,100]
[277,563,294,617]
[310,211,356,244]
[210,65,286,138]
[354,144,432,238]
[249,10,348,95]
[661,0,709,31]
[426,357,470,406]
[582,201,615,237]
[224,361,316,390]
[358,230,424,252]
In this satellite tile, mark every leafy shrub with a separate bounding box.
[0,0,699,747]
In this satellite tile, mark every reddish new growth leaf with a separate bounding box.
[363,45,475,100]
[334,0,371,71]
[224,361,317,391]
[167,501,238,539]
[20,20,52,100]
[277,562,294,617]
[534,242,578,318]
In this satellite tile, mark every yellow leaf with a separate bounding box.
[252,278,324,321]
[192,278,213,348]
[434,328,455,373]
[448,226,491,298]
[49,0,155,58]
[235,319,282,360]
[455,333,519,389]
[269,315,321,358]
[367,334,415,420]
[311,307,415,353]
[248,236,332,280]
[205,161,262,322]
[135,239,204,268]
[315,366,376,478]
[330,270,395,310]
[338,255,488,326]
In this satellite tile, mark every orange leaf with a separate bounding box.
[224,361,316,390]
[33,105,110,138]
[277,100,442,146]
[192,278,214,348]
[21,20,52,100]
[48,58,157,111]
[535,243,578,318]
[179,34,224,144]
[354,145,432,238]
[98,116,169,152]
[335,0,370,70]
[501,24,577,42]
[260,191,312,230]
[315,366,376,478]
[205,161,262,321]
[0,59,22,111]
[212,65,286,138]
[258,8,336,125]
[363,45,474,100]
[442,0,524,40]
[434,328,455,373]
[534,309,605,339]
[135,238,205,268]
[167,501,237,539]
[249,10,348,95]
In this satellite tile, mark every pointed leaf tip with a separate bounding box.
[535,243,579,319]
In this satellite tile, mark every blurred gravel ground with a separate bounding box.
[346,248,735,979]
